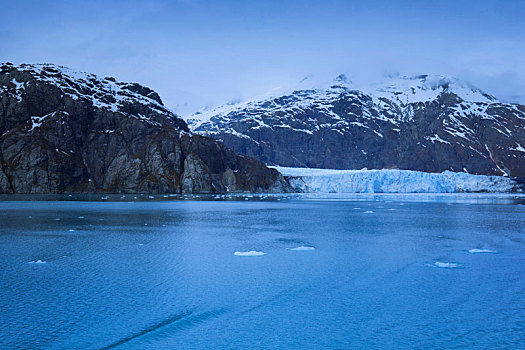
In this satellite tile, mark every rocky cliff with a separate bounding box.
[189,74,525,178]
[0,63,290,194]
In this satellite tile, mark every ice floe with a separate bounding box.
[234,251,266,256]
[29,260,46,264]
[287,246,316,251]
[468,249,496,254]
[433,262,459,269]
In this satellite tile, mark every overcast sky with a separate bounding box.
[1,0,524,115]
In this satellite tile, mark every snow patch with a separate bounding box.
[511,143,525,153]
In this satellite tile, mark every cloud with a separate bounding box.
[1,0,524,114]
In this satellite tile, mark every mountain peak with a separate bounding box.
[371,74,497,104]
[334,74,350,84]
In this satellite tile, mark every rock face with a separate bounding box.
[188,74,525,177]
[0,63,290,194]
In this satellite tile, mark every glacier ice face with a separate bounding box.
[272,167,517,193]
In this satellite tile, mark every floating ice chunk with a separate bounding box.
[29,260,46,264]
[468,249,496,254]
[364,210,374,214]
[434,262,459,268]
[234,251,266,256]
[287,246,316,251]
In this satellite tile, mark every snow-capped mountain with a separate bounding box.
[187,74,525,178]
[0,63,289,193]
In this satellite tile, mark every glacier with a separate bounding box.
[272,167,519,193]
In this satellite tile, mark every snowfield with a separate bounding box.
[272,167,518,193]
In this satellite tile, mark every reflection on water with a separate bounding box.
[0,195,524,349]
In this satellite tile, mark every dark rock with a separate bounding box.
[0,63,290,194]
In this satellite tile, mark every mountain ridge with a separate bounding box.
[187,73,525,177]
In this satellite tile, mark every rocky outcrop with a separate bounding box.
[189,75,525,178]
[0,63,290,194]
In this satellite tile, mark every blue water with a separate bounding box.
[1,194,524,349]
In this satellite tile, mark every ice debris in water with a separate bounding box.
[364,210,374,214]
[234,251,266,256]
[287,246,316,251]
[434,262,459,268]
[29,260,46,264]
[468,249,496,254]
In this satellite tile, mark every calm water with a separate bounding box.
[1,194,524,349]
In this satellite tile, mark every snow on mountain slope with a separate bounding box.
[1,63,185,129]
[273,167,519,193]
[187,74,525,178]
[188,74,496,128]
[370,74,496,105]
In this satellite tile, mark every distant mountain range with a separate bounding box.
[0,63,290,194]
[1,63,523,195]
[188,74,525,177]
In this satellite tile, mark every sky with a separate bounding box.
[1,0,524,115]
